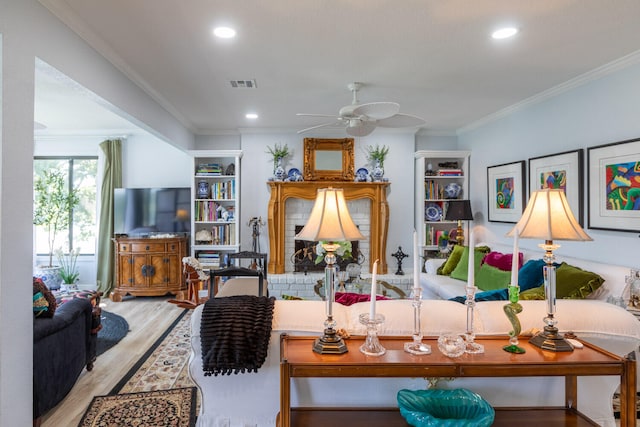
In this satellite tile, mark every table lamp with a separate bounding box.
[507,189,592,352]
[444,200,473,245]
[296,188,365,354]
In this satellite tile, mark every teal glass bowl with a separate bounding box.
[397,388,495,427]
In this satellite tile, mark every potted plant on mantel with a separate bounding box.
[366,144,389,182]
[33,170,80,290]
[266,143,291,181]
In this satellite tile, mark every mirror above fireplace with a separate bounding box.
[303,138,355,181]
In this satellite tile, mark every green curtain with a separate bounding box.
[96,139,122,297]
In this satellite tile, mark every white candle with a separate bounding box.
[467,230,475,288]
[370,259,378,318]
[413,230,420,290]
[511,227,519,286]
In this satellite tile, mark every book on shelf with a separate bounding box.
[196,163,223,176]
[437,169,463,176]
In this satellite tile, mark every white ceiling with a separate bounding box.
[36,0,640,136]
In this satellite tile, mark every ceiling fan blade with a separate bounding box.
[296,113,339,118]
[297,121,342,134]
[346,121,376,137]
[377,113,426,128]
[352,102,400,120]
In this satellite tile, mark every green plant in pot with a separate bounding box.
[33,170,80,289]
[266,143,291,180]
[366,144,389,181]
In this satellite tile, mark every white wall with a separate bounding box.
[458,58,640,268]
[0,1,196,424]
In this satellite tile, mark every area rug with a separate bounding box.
[96,310,129,356]
[78,387,197,427]
[110,309,194,394]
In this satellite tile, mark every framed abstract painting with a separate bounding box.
[588,138,640,232]
[487,161,526,223]
[529,149,584,225]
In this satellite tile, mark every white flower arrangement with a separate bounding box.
[314,241,353,264]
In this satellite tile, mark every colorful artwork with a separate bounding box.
[539,170,566,190]
[606,161,640,210]
[495,177,514,209]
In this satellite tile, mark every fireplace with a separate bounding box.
[267,181,390,274]
[292,225,362,273]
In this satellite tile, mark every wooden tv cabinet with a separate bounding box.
[279,335,636,427]
[111,235,188,302]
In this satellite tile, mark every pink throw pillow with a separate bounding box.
[335,292,390,306]
[481,251,524,272]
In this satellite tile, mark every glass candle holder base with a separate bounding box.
[404,340,432,355]
[463,334,485,354]
[359,313,386,356]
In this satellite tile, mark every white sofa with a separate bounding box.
[420,242,631,302]
[189,297,640,427]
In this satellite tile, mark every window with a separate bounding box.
[34,157,98,255]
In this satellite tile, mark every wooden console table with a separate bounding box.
[279,335,636,427]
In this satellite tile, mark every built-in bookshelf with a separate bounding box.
[189,150,242,270]
[415,150,470,257]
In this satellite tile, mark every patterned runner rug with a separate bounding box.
[78,387,197,427]
[79,309,197,427]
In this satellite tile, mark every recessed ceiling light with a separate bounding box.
[492,27,519,39]
[246,113,258,119]
[213,26,236,39]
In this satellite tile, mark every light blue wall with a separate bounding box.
[459,58,640,268]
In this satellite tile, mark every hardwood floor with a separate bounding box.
[41,295,185,427]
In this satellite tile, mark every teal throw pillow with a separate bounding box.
[449,288,509,304]
[475,263,511,291]
[517,259,547,292]
[449,246,491,282]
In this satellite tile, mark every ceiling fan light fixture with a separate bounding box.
[245,113,258,119]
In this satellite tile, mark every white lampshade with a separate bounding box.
[296,188,365,242]
[507,189,592,242]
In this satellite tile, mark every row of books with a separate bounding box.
[424,225,450,247]
[206,224,236,246]
[196,162,223,176]
[194,201,235,222]
[424,180,448,200]
[198,180,235,200]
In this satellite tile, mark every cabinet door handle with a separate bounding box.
[141,265,155,277]
[146,245,150,251]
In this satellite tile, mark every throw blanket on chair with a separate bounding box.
[200,295,275,376]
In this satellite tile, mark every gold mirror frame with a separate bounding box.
[303,138,355,181]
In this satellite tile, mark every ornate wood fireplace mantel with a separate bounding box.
[267,181,390,274]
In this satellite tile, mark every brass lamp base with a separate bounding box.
[313,328,348,354]
[529,326,574,352]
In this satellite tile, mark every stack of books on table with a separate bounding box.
[196,163,223,176]
[197,251,221,267]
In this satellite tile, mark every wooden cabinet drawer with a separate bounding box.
[130,242,166,252]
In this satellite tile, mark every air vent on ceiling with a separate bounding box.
[229,79,257,88]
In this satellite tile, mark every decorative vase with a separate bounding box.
[34,266,63,291]
[197,181,210,199]
[371,160,384,182]
[274,158,286,181]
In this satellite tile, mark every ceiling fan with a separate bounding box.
[297,82,426,137]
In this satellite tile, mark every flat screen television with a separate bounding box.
[114,187,191,236]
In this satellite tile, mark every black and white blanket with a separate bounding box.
[200,295,275,376]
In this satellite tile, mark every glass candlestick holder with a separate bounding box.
[464,286,484,354]
[503,284,525,354]
[359,313,386,356]
[404,287,431,355]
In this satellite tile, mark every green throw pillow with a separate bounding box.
[449,245,491,282]
[518,263,604,300]
[475,263,511,291]
[437,244,465,276]
[519,285,546,300]
[555,262,604,299]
